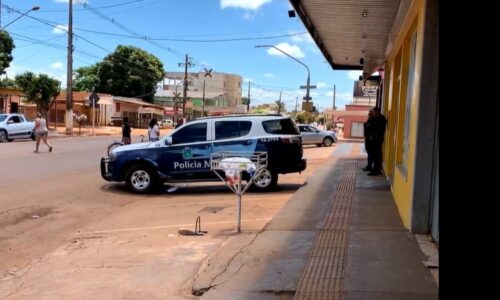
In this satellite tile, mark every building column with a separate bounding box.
[411,0,439,233]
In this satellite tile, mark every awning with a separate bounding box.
[97,96,113,105]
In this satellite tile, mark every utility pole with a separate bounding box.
[202,80,206,117]
[276,92,282,114]
[65,0,73,135]
[202,68,212,117]
[178,54,194,120]
[333,84,336,109]
[182,54,188,118]
[247,81,251,113]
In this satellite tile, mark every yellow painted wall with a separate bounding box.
[382,0,427,229]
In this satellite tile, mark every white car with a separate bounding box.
[158,119,173,128]
[0,113,36,143]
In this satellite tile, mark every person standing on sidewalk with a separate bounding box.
[122,117,132,145]
[33,112,52,153]
[175,118,184,129]
[148,118,160,141]
[368,107,387,176]
[363,109,374,171]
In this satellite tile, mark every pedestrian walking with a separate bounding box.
[368,107,387,176]
[122,117,132,145]
[148,118,160,141]
[363,109,374,171]
[33,112,52,153]
[175,118,184,129]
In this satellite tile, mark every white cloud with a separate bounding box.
[221,0,272,10]
[324,92,353,109]
[289,31,314,44]
[244,78,254,83]
[3,63,66,87]
[347,70,363,80]
[51,62,64,69]
[307,46,321,54]
[267,42,305,58]
[263,73,274,78]
[316,82,327,88]
[52,24,68,35]
[243,12,255,20]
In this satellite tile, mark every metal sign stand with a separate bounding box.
[211,151,268,233]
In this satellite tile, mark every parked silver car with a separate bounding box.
[297,124,337,147]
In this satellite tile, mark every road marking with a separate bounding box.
[81,218,272,234]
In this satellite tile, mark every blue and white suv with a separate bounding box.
[101,114,307,193]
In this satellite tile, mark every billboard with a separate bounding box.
[353,79,380,97]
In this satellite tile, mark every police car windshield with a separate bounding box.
[262,118,299,135]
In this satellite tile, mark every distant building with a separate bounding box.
[155,71,244,118]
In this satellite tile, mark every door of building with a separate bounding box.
[351,122,364,138]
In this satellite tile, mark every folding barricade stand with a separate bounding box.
[210,151,268,233]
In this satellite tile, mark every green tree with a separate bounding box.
[95,45,163,102]
[0,77,16,88]
[0,31,15,75]
[74,64,100,92]
[15,72,61,116]
[241,97,250,106]
[294,111,315,124]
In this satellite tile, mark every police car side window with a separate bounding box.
[215,121,252,140]
[172,122,207,144]
[262,119,299,135]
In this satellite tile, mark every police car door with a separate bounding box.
[211,120,255,155]
[160,121,213,180]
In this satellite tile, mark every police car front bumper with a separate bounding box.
[100,157,113,181]
[299,158,307,172]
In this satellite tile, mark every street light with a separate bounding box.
[0,5,40,32]
[255,44,313,103]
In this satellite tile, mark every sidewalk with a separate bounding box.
[192,143,438,299]
[47,126,173,138]
[47,126,122,138]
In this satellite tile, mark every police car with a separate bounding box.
[101,114,307,193]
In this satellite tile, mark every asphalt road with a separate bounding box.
[0,135,336,299]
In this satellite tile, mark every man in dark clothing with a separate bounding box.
[175,118,184,129]
[122,117,132,145]
[363,109,374,171]
[368,107,387,176]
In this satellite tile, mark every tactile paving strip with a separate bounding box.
[294,159,358,300]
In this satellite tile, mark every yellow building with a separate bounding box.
[290,0,439,242]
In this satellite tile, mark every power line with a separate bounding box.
[74,0,185,60]
[3,5,166,80]
[73,27,309,43]
[5,0,149,13]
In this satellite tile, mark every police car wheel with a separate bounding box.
[126,165,158,193]
[252,168,278,192]
[323,137,333,147]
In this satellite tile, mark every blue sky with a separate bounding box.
[1,0,364,111]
